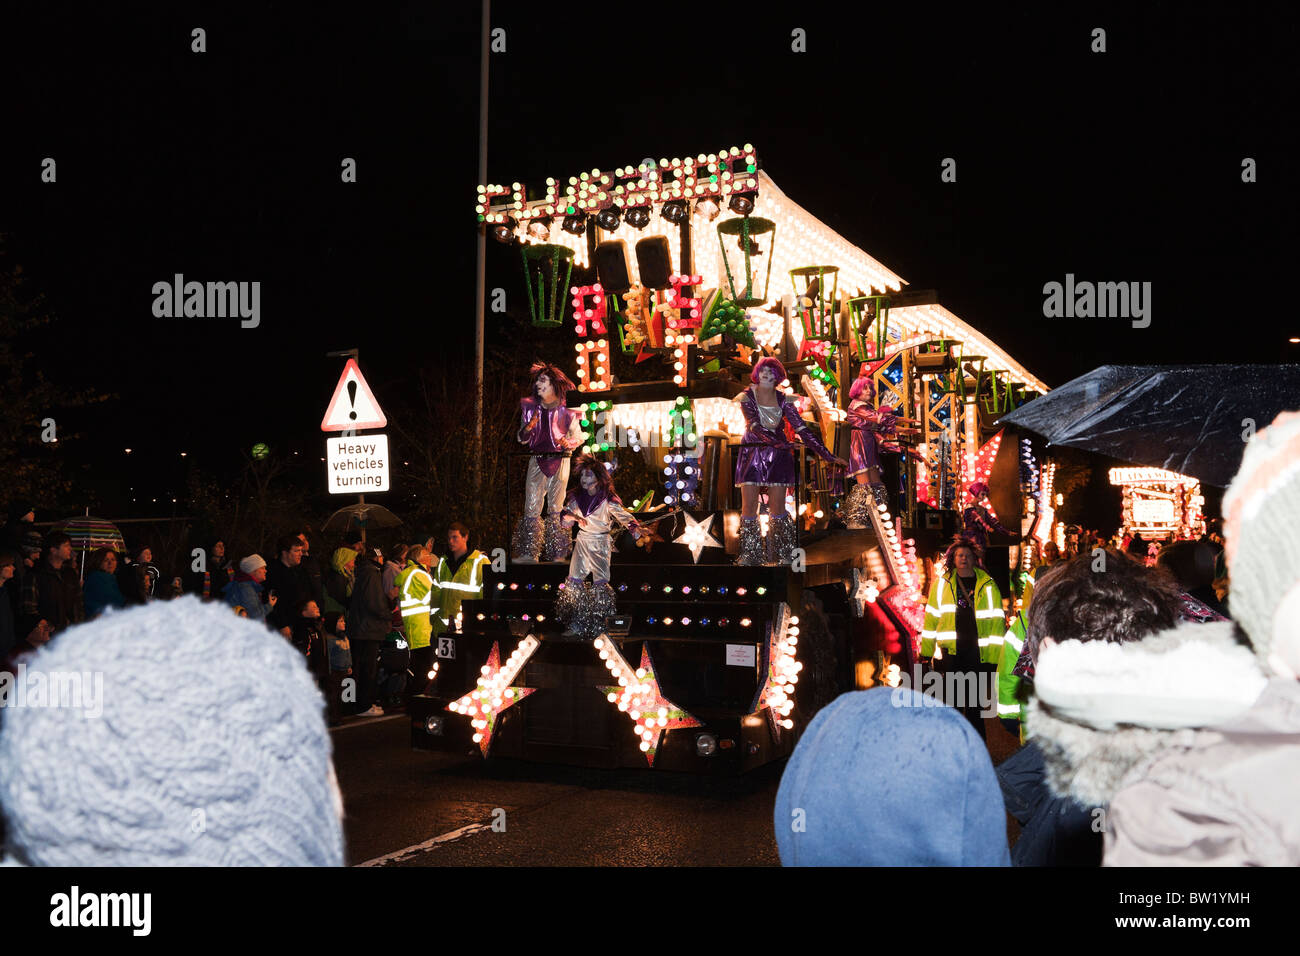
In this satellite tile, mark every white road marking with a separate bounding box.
[331,713,406,731]
[353,823,492,867]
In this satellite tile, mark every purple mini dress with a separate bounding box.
[847,400,901,478]
[734,389,837,487]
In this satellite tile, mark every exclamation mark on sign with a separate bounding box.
[347,380,358,420]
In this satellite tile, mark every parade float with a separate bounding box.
[410,145,1049,771]
[1109,467,1206,541]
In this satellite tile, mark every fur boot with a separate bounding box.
[554,579,618,639]
[767,514,798,567]
[512,515,543,563]
[542,513,573,562]
[735,517,765,566]
[844,483,873,529]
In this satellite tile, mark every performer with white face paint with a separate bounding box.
[554,455,641,638]
[514,362,585,563]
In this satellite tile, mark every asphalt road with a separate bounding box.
[331,711,1020,867]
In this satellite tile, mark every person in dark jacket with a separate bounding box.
[0,550,18,661]
[296,531,325,607]
[118,546,159,605]
[1,503,36,554]
[347,547,390,717]
[6,532,43,634]
[264,534,308,638]
[83,548,128,619]
[184,537,233,601]
[290,598,330,684]
[20,532,83,637]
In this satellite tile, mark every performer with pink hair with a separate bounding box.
[844,366,903,527]
[554,455,642,638]
[514,361,584,563]
[733,356,846,565]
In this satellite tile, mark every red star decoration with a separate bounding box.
[597,642,700,767]
[447,638,539,757]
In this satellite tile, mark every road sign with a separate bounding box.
[326,434,390,494]
[322,359,387,431]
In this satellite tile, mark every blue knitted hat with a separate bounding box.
[774,688,1010,866]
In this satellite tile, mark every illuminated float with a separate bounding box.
[409,146,1049,771]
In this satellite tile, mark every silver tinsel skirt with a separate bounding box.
[542,513,573,562]
[512,515,543,563]
[555,579,617,639]
[767,514,798,567]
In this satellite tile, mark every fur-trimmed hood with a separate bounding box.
[1026,620,1270,806]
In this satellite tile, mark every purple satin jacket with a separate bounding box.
[518,398,580,477]
[734,389,837,487]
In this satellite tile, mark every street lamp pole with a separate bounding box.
[473,0,490,523]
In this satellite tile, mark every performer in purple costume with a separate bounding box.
[844,369,902,527]
[513,362,584,563]
[734,356,845,566]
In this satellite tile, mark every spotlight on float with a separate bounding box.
[661,199,689,225]
[491,217,518,244]
[562,211,588,236]
[595,207,622,232]
[625,205,652,230]
[728,192,756,216]
[694,197,721,222]
[526,217,552,240]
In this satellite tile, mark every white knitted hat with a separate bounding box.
[239,554,267,574]
[1222,410,1300,662]
[0,597,344,866]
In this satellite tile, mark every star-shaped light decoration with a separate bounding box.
[749,604,802,741]
[595,639,700,767]
[447,635,541,757]
[849,567,880,618]
[672,511,722,564]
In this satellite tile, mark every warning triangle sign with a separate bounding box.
[322,359,387,431]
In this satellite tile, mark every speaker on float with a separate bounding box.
[635,236,673,290]
[594,240,632,294]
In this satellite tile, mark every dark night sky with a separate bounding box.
[2,3,1296,515]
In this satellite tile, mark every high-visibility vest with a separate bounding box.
[919,569,1007,665]
[998,566,1040,727]
[395,560,435,650]
[431,550,490,638]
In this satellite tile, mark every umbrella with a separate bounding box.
[51,515,126,554]
[322,503,404,533]
[999,364,1300,487]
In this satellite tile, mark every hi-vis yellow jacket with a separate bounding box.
[920,569,1006,664]
[395,559,435,650]
[999,565,1042,724]
[431,550,490,638]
